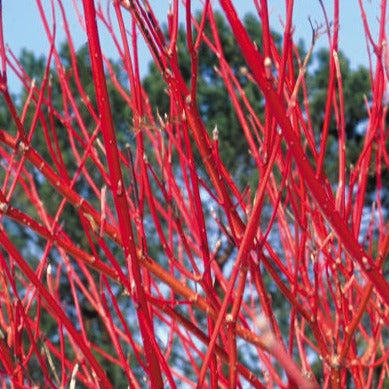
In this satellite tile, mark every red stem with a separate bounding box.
[219,0,389,306]
[81,1,164,387]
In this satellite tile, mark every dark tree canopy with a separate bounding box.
[307,48,371,139]
[143,12,282,186]
[0,43,135,386]
[143,11,371,189]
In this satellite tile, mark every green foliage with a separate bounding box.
[0,43,136,387]
[308,48,371,140]
[143,12,371,193]
[143,12,284,187]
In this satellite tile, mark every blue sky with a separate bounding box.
[2,1,384,93]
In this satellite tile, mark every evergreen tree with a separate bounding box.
[0,43,133,387]
[143,12,372,190]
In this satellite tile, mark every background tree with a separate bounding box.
[0,43,134,386]
[143,12,283,187]
[143,12,373,190]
